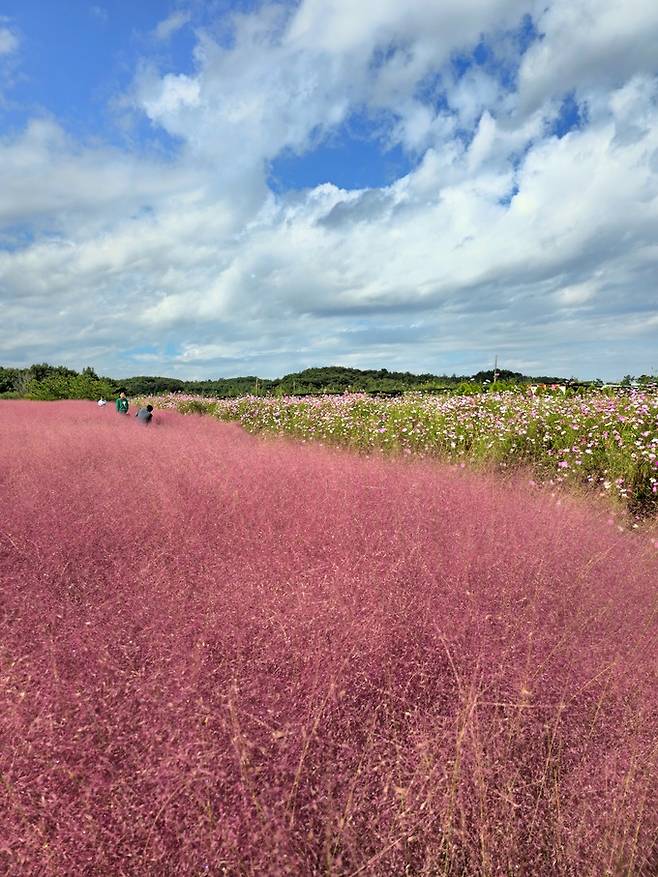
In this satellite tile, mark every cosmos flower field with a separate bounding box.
[1,400,657,875]
[147,389,658,517]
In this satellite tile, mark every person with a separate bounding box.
[116,390,129,415]
[135,404,154,424]
[97,397,107,407]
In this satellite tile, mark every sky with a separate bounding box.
[0,0,657,380]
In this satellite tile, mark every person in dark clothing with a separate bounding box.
[135,404,154,424]
[116,390,129,414]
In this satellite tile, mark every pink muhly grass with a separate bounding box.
[0,400,657,876]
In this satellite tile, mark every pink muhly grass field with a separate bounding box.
[1,400,656,876]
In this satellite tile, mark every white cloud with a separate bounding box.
[0,26,18,56]
[555,280,599,307]
[518,0,658,111]
[153,11,191,42]
[140,72,201,120]
[0,118,203,228]
[286,0,531,56]
[133,0,534,167]
[1,1,657,379]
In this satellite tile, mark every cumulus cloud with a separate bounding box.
[1,0,657,379]
[518,0,658,111]
[140,72,201,120]
[133,0,535,166]
[0,118,204,230]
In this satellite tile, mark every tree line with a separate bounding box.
[1,362,655,401]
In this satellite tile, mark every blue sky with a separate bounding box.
[1,1,197,144]
[0,0,657,379]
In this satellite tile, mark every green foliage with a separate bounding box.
[122,374,263,397]
[0,367,20,394]
[454,381,482,395]
[472,368,527,383]
[4,362,654,402]
[26,375,70,400]
[123,375,187,396]
[486,380,524,393]
[271,366,455,395]
[26,372,115,401]
[1,362,113,399]
[175,399,218,416]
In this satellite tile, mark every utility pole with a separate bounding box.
[493,355,499,385]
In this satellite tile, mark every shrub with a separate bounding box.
[176,398,218,416]
[26,373,114,401]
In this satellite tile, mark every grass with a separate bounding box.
[141,389,658,518]
[1,399,657,875]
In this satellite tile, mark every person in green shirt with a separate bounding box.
[116,390,129,414]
